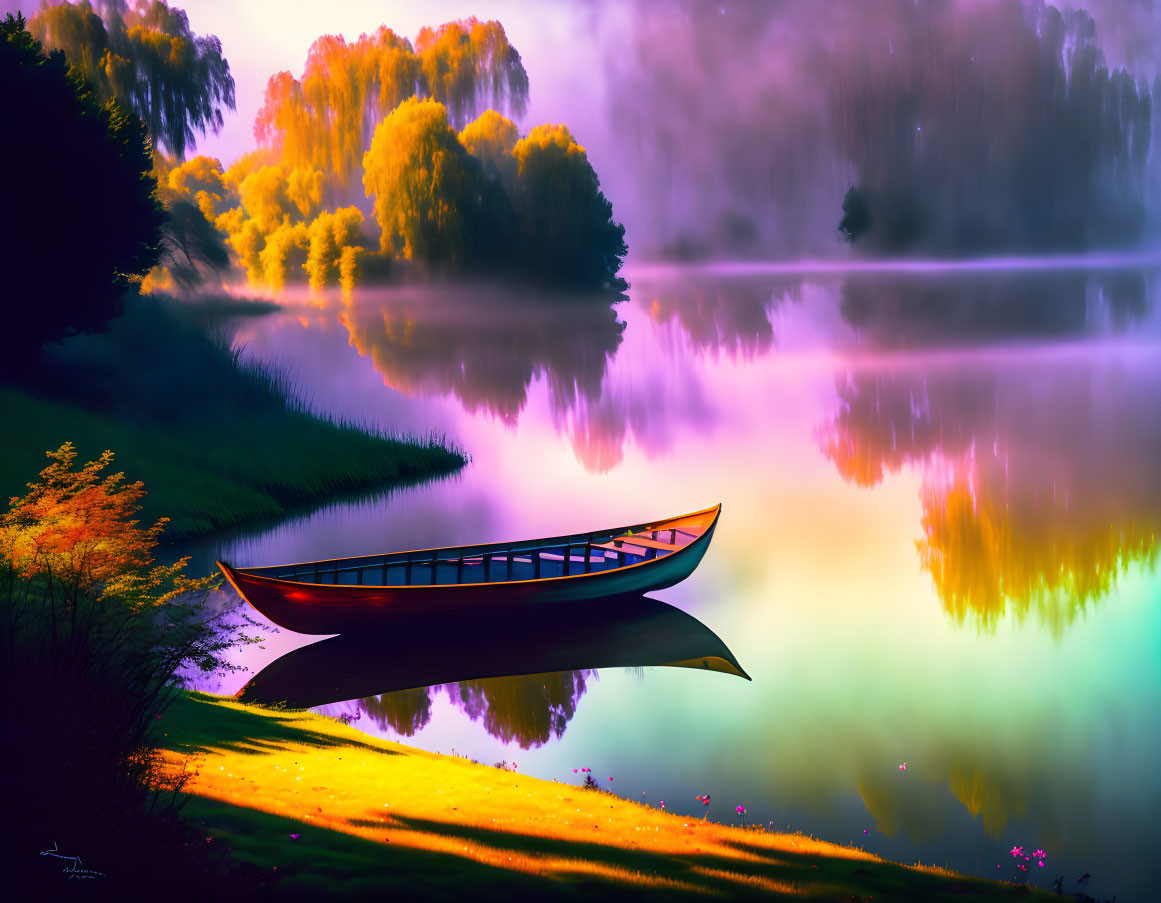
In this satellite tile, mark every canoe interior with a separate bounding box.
[236,506,719,589]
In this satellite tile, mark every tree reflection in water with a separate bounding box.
[642,274,802,361]
[336,276,801,473]
[839,269,1151,347]
[338,285,624,425]
[444,670,593,749]
[567,274,802,471]
[821,271,1160,635]
[355,670,593,749]
[360,686,433,735]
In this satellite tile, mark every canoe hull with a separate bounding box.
[219,506,720,635]
[236,593,749,707]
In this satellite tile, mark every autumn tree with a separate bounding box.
[30,0,235,159]
[414,18,528,127]
[460,108,519,187]
[164,154,233,219]
[363,97,490,266]
[305,207,365,289]
[256,18,525,188]
[0,14,164,372]
[512,124,628,291]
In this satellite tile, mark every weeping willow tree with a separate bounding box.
[414,18,528,127]
[255,18,526,188]
[29,0,235,159]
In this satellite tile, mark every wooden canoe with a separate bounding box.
[218,504,721,634]
[235,592,749,707]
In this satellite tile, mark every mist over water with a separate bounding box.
[179,264,1161,901]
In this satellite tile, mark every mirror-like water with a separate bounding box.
[188,264,1160,900]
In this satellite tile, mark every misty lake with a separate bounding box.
[187,261,1160,901]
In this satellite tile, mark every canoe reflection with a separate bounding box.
[236,593,749,709]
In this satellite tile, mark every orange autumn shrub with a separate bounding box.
[1,444,255,887]
[1,442,215,614]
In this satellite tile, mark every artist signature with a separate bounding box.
[39,841,108,881]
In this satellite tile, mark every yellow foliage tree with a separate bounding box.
[287,166,325,219]
[339,246,365,295]
[460,108,519,186]
[223,217,266,283]
[256,29,419,183]
[415,19,528,127]
[166,155,233,220]
[305,207,365,289]
[237,164,295,234]
[255,19,526,186]
[363,98,484,265]
[260,221,310,290]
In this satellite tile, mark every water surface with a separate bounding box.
[189,264,1160,900]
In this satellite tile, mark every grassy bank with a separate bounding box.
[0,295,465,537]
[160,692,1051,901]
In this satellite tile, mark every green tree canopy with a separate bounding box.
[0,13,164,372]
[29,0,235,159]
[512,124,628,292]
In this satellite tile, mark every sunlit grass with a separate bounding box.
[161,692,1052,900]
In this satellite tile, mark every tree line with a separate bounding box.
[24,2,627,303]
[1,3,629,368]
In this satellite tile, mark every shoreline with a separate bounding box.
[161,692,1052,900]
[0,385,466,540]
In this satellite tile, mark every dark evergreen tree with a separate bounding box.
[0,13,165,373]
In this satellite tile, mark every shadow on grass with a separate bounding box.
[183,795,596,902]
[177,784,1048,901]
[380,814,1039,902]
[165,693,393,757]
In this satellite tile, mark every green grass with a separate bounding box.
[159,692,1055,902]
[0,295,466,537]
[0,386,462,537]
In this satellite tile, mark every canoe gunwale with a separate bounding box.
[219,504,721,595]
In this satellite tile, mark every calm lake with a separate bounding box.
[188,262,1160,901]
